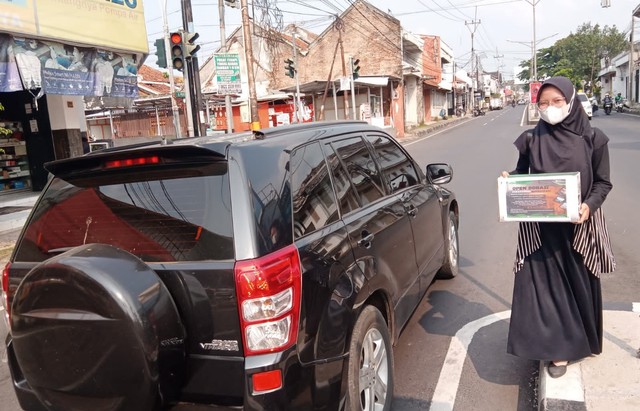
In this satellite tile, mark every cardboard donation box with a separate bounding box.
[498,172,581,222]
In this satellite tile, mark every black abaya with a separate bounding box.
[507,222,603,361]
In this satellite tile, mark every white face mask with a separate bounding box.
[539,104,570,125]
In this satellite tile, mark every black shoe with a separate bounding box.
[547,362,567,378]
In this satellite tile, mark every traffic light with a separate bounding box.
[170,31,185,71]
[154,38,167,69]
[351,58,361,80]
[224,0,240,8]
[182,31,201,59]
[284,58,295,78]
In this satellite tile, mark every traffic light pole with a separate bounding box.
[181,0,203,136]
[161,0,182,138]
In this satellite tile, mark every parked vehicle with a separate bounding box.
[576,92,593,120]
[88,138,115,152]
[473,106,485,117]
[455,104,466,117]
[517,99,526,105]
[489,98,503,110]
[2,121,460,411]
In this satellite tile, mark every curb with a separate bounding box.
[537,302,640,411]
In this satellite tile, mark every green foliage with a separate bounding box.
[518,22,628,86]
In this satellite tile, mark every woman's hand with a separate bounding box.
[576,203,590,224]
[500,171,510,178]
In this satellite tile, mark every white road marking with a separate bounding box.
[429,310,511,411]
[428,305,640,410]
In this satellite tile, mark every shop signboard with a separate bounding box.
[0,34,138,98]
[214,53,242,94]
[0,0,148,54]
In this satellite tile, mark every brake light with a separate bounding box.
[2,262,11,329]
[104,156,160,169]
[235,244,301,356]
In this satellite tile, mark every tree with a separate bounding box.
[517,22,627,88]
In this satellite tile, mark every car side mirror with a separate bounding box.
[426,163,452,185]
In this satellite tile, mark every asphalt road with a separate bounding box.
[1,107,638,410]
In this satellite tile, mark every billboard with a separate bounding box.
[0,0,148,54]
[1,34,138,98]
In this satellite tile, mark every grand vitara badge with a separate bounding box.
[200,339,239,351]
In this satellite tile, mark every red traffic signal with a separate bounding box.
[170,32,183,45]
[170,31,185,71]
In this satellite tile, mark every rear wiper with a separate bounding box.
[47,247,75,255]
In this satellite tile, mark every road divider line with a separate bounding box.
[429,310,511,411]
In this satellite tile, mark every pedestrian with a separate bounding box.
[500,76,615,378]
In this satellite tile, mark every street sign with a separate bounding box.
[175,91,185,98]
[214,53,242,94]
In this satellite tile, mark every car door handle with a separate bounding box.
[405,204,417,217]
[357,231,375,248]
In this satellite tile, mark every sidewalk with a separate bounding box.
[538,304,640,411]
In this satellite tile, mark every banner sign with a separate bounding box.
[0,0,148,54]
[214,53,242,94]
[0,34,138,98]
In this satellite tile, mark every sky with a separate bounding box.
[143,0,640,79]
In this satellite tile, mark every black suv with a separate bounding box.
[2,121,459,411]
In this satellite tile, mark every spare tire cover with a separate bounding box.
[11,244,186,411]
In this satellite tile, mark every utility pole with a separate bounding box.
[240,0,260,131]
[219,0,234,133]
[337,22,349,119]
[160,0,182,138]
[181,0,203,136]
[494,48,504,86]
[292,28,302,122]
[465,9,480,109]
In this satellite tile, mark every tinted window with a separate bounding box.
[366,134,419,194]
[291,142,339,239]
[577,94,589,102]
[322,142,361,215]
[15,164,233,262]
[330,136,385,206]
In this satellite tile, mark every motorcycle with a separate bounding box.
[511,100,516,108]
[615,101,624,113]
[455,104,466,117]
[472,106,485,117]
[603,100,613,115]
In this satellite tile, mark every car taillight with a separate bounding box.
[2,262,10,330]
[104,156,160,169]
[235,244,301,356]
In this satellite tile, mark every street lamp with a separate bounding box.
[522,0,542,80]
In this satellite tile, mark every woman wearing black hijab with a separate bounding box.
[501,76,615,378]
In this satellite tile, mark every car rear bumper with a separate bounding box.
[5,338,348,411]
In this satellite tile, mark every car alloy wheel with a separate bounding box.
[347,306,393,411]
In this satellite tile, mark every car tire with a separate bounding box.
[11,244,186,411]
[346,306,393,411]
[437,210,459,279]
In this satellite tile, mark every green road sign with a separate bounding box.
[175,91,185,98]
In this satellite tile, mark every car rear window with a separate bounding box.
[15,164,233,263]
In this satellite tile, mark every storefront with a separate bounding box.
[0,0,148,195]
